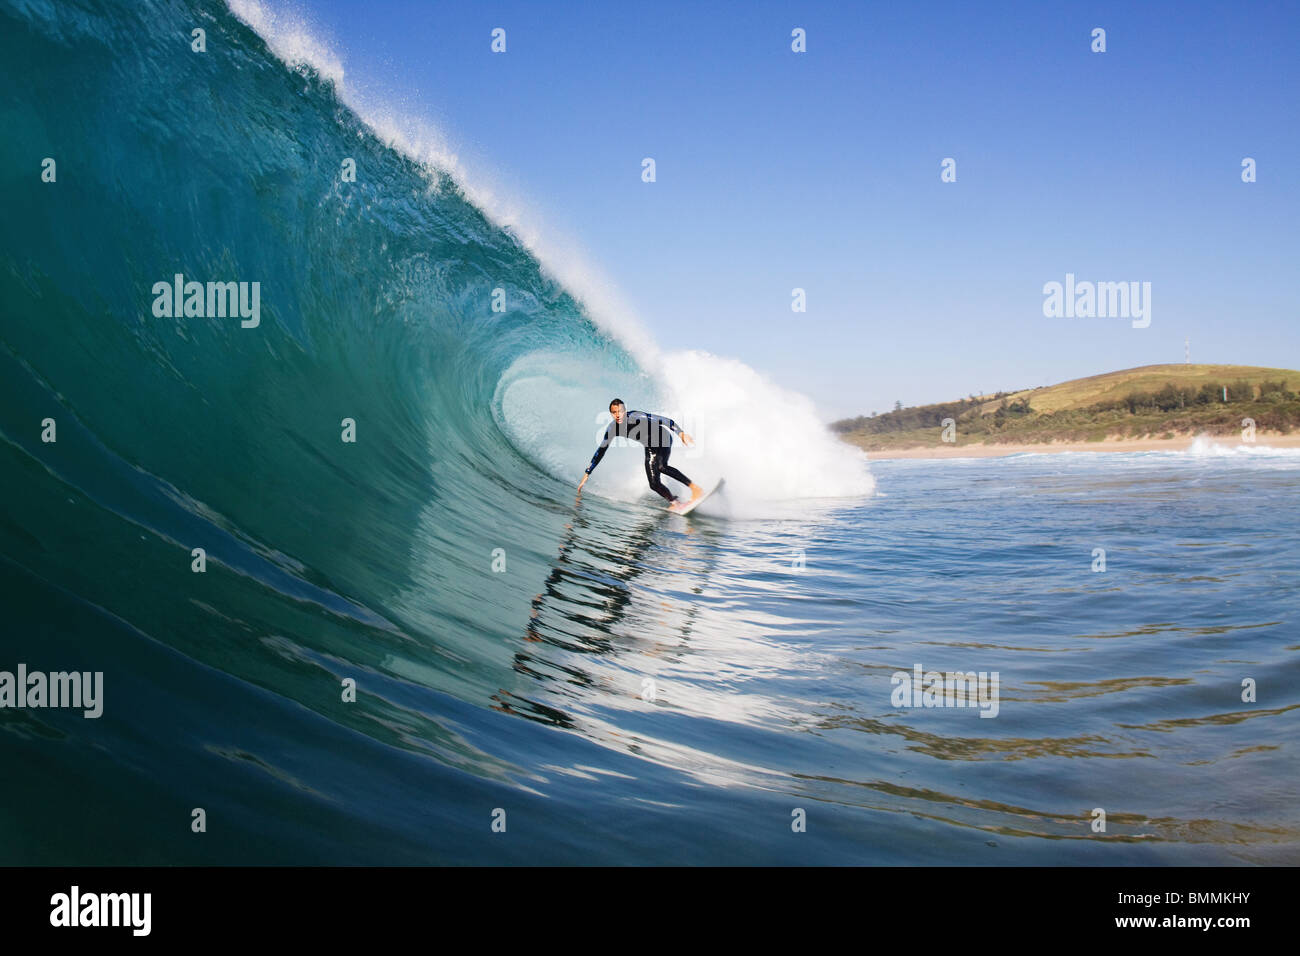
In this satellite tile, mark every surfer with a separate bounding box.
[578,399,703,509]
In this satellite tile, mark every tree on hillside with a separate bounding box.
[1227,379,1255,402]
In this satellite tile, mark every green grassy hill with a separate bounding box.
[980,364,1300,415]
[834,364,1300,450]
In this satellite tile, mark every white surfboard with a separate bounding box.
[669,477,724,515]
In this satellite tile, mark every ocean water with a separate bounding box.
[2,0,1297,865]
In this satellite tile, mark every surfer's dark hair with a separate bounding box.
[609,398,624,410]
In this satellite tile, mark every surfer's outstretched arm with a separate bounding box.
[578,422,616,490]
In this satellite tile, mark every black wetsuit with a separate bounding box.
[585,410,693,502]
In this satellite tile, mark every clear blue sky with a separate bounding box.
[267,0,1299,421]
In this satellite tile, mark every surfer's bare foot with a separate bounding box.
[688,482,703,501]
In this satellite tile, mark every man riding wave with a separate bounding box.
[577,399,703,510]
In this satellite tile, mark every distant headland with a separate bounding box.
[834,364,1300,458]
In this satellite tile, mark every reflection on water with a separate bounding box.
[460,453,1300,859]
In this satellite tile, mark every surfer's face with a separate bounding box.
[610,404,625,424]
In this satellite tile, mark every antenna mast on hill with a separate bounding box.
[1185,337,1190,364]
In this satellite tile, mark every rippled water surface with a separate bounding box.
[1,0,1294,865]
[6,447,1296,864]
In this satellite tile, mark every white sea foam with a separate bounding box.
[225,0,343,84]
[1184,435,1300,457]
[657,350,874,504]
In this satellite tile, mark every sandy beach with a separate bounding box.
[866,433,1300,459]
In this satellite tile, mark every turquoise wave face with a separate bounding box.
[0,0,648,696]
[0,0,664,818]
